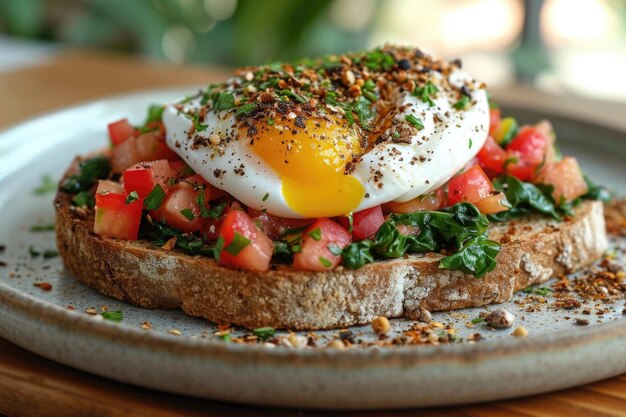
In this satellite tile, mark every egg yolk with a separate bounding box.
[249,114,364,218]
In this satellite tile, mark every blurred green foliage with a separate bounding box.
[0,0,375,65]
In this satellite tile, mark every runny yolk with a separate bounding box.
[249,114,364,218]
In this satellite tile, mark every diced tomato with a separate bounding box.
[169,160,195,178]
[111,132,179,173]
[107,119,136,146]
[200,217,224,241]
[336,206,384,241]
[506,126,550,166]
[293,218,351,272]
[489,108,501,136]
[150,182,204,233]
[535,157,588,202]
[503,125,554,181]
[216,210,274,272]
[477,136,507,177]
[123,160,174,198]
[447,165,494,206]
[474,191,510,215]
[382,187,447,214]
[248,209,314,240]
[93,180,143,240]
[183,174,229,202]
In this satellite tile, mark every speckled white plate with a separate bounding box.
[0,88,625,410]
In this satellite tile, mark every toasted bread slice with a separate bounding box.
[55,175,608,330]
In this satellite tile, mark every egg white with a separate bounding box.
[163,68,489,218]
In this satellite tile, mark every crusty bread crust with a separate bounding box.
[55,178,608,330]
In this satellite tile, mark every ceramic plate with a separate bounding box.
[0,88,625,410]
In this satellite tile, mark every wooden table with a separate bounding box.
[1,50,626,417]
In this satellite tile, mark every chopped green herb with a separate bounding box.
[523,286,553,297]
[262,192,270,202]
[145,104,164,124]
[196,187,210,218]
[33,175,57,195]
[125,191,139,204]
[184,111,208,133]
[471,317,485,324]
[405,114,424,130]
[327,244,342,256]
[218,334,232,342]
[252,326,275,341]
[277,89,307,103]
[144,184,166,210]
[61,157,111,193]
[212,91,236,112]
[319,256,332,268]
[393,131,400,139]
[453,96,471,110]
[43,250,59,259]
[347,212,354,233]
[72,190,95,208]
[235,102,257,118]
[28,246,41,257]
[307,228,322,241]
[469,138,473,149]
[213,236,225,261]
[352,96,376,130]
[413,81,438,107]
[180,208,195,221]
[267,118,275,125]
[207,201,227,219]
[30,224,55,232]
[101,311,123,322]
[362,79,376,91]
[224,232,251,256]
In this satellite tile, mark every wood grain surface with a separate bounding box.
[1,48,626,417]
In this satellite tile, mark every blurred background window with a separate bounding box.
[0,0,624,101]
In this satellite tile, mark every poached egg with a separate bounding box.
[163,46,489,218]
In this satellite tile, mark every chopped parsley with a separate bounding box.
[72,190,95,208]
[196,187,210,218]
[319,256,332,268]
[125,191,139,204]
[33,175,57,195]
[211,91,236,112]
[252,326,275,341]
[43,250,59,259]
[267,118,275,125]
[61,156,111,193]
[235,102,257,118]
[523,286,553,297]
[469,138,473,149]
[453,96,471,110]
[471,317,485,324]
[413,81,438,107]
[207,201,227,219]
[28,246,40,257]
[405,114,424,130]
[101,311,123,322]
[277,89,307,104]
[213,236,225,261]
[30,224,55,232]
[262,192,270,202]
[144,184,166,210]
[145,104,164,124]
[180,208,195,221]
[224,232,251,256]
[185,111,208,133]
[307,228,322,241]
